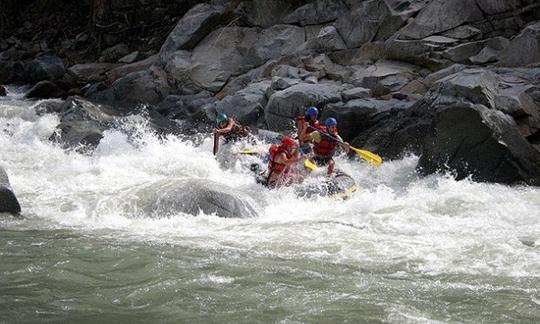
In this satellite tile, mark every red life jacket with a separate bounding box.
[268,144,291,175]
[305,120,320,135]
[313,126,338,157]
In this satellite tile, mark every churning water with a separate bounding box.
[1,86,540,323]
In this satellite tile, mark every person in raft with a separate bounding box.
[266,136,304,188]
[212,113,250,155]
[295,106,320,154]
[309,117,350,175]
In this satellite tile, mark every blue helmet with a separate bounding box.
[216,113,228,123]
[306,106,319,117]
[325,117,337,127]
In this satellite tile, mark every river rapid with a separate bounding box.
[1,86,540,323]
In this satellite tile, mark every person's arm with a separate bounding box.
[296,116,305,140]
[336,134,350,153]
[216,119,234,134]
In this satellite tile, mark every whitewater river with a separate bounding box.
[1,87,540,323]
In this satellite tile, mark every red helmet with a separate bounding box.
[281,136,298,149]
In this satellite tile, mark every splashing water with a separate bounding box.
[1,86,540,323]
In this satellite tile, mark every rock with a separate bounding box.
[93,66,172,105]
[423,64,467,87]
[384,38,452,70]
[26,55,65,82]
[324,98,411,140]
[107,54,158,83]
[443,37,509,63]
[237,0,301,28]
[399,0,484,39]
[0,38,8,51]
[348,60,420,96]
[441,25,483,40]
[24,80,66,99]
[417,103,540,185]
[0,85,6,96]
[342,87,372,101]
[302,54,349,82]
[469,47,499,64]
[442,40,487,63]
[118,51,141,64]
[68,63,118,83]
[204,80,271,127]
[265,82,344,131]
[329,42,387,65]
[499,22,540,67]
[282,0,348,26]
[336,0,405,48]
[0,167,21,214]
[99,43,130,63]
[138,179,259,218]
[75,32,89,44]
[434,69,499,108]
[398,79,428,97]
[50,96,117,151]
[190,25,305,92]
[157,92,215,122]
[159,3,228,65]
[298,26,347,53]
[270,76,300,91]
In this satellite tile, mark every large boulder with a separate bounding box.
[336,0,405,48]
[25,55,65,82]
[107,54,158,83]
[156,92,216,127]
[24,80,66,99]
[417,103,540,185]
[236,0,304,28]
[298,26,347,54]
[265,82,344,131]
[399,0,484,39]
[0,85,6,96]
[98,43,130,63]
[498,22,540,67]
[68,63,119,83]
[0,166,21,214]
[158,3,229,65]
[49,96,118,151]
[282,0,348,26]
[433,69,499,108]
[92,66,172,105]
[323,98,413,140]
[204,80,271,127]
[138,179,259,218]
[189,25,305,92]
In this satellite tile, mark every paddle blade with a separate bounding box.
[304,159,317,170]
[351,147,382,166]
[238,149,261,155]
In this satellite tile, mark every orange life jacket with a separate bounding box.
[313,126,338,157]
[268,144,291,175]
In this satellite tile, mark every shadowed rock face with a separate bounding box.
[136,179,259,218]
[0,167,21,215]
[417,103,540,185]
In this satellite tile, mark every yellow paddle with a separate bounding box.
[238,149,261,155]
[304,159,317,170]
[309,126,382,166]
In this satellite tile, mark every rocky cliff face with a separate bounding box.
[2,0,540,185]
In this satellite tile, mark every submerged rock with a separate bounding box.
[140,179,259,218]
[0,167,21,215]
